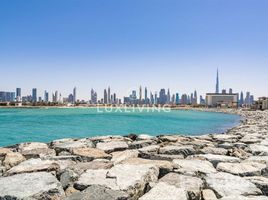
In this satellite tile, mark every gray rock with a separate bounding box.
[71,147,112,161]
[173,159,216,175]
[159,145,195,157]
[111,150,139,164]
[245,156,268,164]
[249,144,268,155]
[159,173,203,200]
[18,142,56,158]
[245,176,268,195]
[200,147,228,155]
[7,158,60,175]
[190,154,240,167]
[205,172,262,197]
[96,141,128,153]
[0,172,65,199]
[129,140,155,149]
[53,139,94,153]
[217,162,268,176]
[220,196,268,200]
[66,185,128,200]
[138,145,160,154]
[71,160,113,174]
[139,182,188,200]
[60,169,79,189]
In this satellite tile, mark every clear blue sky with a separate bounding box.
[1,0,267,100]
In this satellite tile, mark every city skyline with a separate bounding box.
[1,1,268,99]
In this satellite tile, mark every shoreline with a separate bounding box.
[1,109,268,199]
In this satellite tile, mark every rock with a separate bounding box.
[141,154,184,161]
[3,152,25,169]
[121,157,173,176]
[245,176,268,195]
[200,146,228,155]
[138,145,160,154]
[245,156,268,164]
[158,135,180,142]
[173,159,216,175]
[220,196,268,200]
[0,172,65,199]
[65,186,79,197]
[229,147,251,159]
[159,173,203,200]
[126,133,138,141]
[72,147,111,161]
[111,150,139,164]
[18,142,56,158]
[96,141,128,153]
[0,148,12,156]
[201,189,217,200]
[205,172,262,197]
[75,164,159,199]
[7,158,60,175]
[159,145,195,157]
[240,135,263,144]
[139,182,188,200]
[217,142,234,149]
[212,134,239,142]
[249,144,268,155]
[129,140,155,149]
[190,154,240,167]
[66,185,128,200]
[137,134,155,140]
[217,162,268,176]
[56,159,76,171]
[53,139,94,153]
[71,160,113,174]
[60,169,79,189]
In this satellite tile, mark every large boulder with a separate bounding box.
[190,154,240,167]
[18,142,56,158]
[71,147,111,161]
[159,145,195,157]
[173,159,216,175]
[7,158,60,175]
[66,185,128,200]
[96,141,128,153]
[75,164,159,199]
[159,173,203,200]
[0,172,65,199]
[245,176,268,195]
[205,172,262,197]
[220,196,268,200]
[217,162,268,176]
[200,147,228,155]
[3,152,25,169]
[201,189,217,200]
[139,182,188,200]
[53,139,94,153]
[249,144,268,155]
[111,150,139,164]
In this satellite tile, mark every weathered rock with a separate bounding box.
[56,159,76,171]
[190,154,240,167]
[138,145,160,154]
[205,172,262,197]
[229,147,251,159]
[0,172,65,199]
[7,158,60,175]
[139,182,188,200]
[129,140,155,149]
[96,141,128,153]
[65,186,79,197]
[159,145,195,157]
[200,146,228,155]
[212,134,239,142]
[53,139,94,153]
[71,160,113,174]
[66,185,128,200]
[240,135,263,144]
[246,156,268,165]
[220,196,268,200]
[158,135,180,142]
[72,147,111,161]
[111,150,139,164]
[0,148,12,156]
[249,144,268,155]
[173,159,216,175]
[18,142,56,158]
[121,157,173,176]
[218,142,234,149]
[141,153,184,161]
[137,134,155,140]
[3,152,25,169]
[201,189,217,200]
[75,164,159,199]
[245,176,268,195]
[60,169,79,189]
[159,173,203,200]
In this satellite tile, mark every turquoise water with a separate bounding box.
[0,108,240,147]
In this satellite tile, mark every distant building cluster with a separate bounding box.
[0,69,262,108]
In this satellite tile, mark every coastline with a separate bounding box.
[1,109,268,199]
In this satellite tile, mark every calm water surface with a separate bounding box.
[0,108,240,147]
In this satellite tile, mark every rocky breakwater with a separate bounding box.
[0,110,268,200]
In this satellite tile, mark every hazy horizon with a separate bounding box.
[1,0,268,99]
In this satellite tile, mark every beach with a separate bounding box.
[0,109,268,199]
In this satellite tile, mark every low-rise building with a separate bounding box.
[206,93,239,108]
[255,97,268,110]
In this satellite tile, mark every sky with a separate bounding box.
[0,0,267,100]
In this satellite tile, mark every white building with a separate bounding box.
[206,93,239,108]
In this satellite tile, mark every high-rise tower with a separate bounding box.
[216,69,219,93]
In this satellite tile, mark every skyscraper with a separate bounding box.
[175,93,179,105]
[32,88,37,102]
[139,86,142,103]
[144,87,148,104]
[240,91,244,106]
[104,89,108,104]
[44,90,49,102]
[216,69,219,93]
[73,87,76,103]
[167,89,170,104]
[108,87,111,104]
[16,88,21,101]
